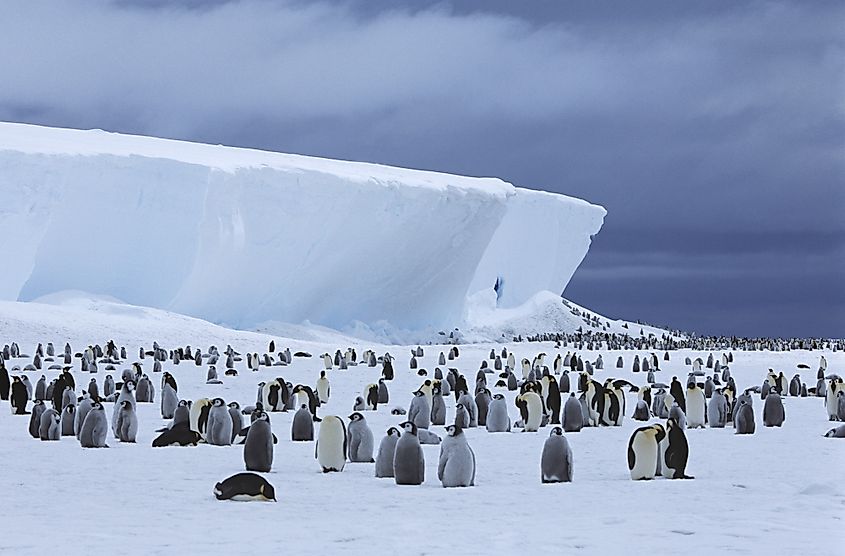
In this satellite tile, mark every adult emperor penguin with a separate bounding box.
[826,377,845,420]
[544,375,562,424]
[291,404,315,441]
[669,377,686,412]
[0,361,9,400]
[628,424,666,480]
[316,415,347,472]
[347,412,375,463]
[430,383,447,426]
[541,427,573,483]
[39,408,61,441]
[662,417,693,479]
[485,394,511,433]
[262,380,284,412]
[393,421,425,485]
[206,398,233,446]
[560,393,582,432]
[244,411,274,472]
[438,425,476,488]
[686,383,706,429]
[79,402,109,447]
[734,400,756,434]
[214,473,276,502]
[762,392,786,427]
[708,389,729,428]
[115,400,138,443]
[316,371,331,404]
[190,398,213,439]
[375,427,401,478]
[11,376,28,414]
[408,390,431,430]
[517,391,543,432]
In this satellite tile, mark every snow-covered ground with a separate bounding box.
[1,299,842,555]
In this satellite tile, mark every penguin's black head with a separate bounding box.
[456,403,464,411]
[260,481,277,502]
[387,427,401,437]
[550,426,563,437]
[493,394,504,400]
[228,401,240,409]
[446,425,462,437]
[213,398,224,407]
[400,421,417,435]
[178,400,188,407]
[413,391,424,397]
[349,412,363,421]
[417,370,427,376]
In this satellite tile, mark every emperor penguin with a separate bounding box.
[438,425,476,488]
[39,408,61,441]
[228,402,244,443]
[136,375,153,403]
[161,382,178,419]
[518,391,543,432]
[316,415,347,472]
[669,377,686,412]
[430,383,447,426]
[669,402,686,429]
[541,427,573,483]
[347,412,375,463]
[115,400,138,442]
[88,378,99,402]
[632,400,651,421]
[316,371,330,404]
[475,388,491,427]
[244,411,274,472]
[562,393,583,432]
[214,473,276,502]
[454,403,470,429]
[190,398,213,439]
[485,394,511,433]
[365,384,379,411]
[375,427,401,478]
[826,377,845,420]
[734,400,756,434]
[206,398,233,446]
[662,417,693,479]
[79,402,109,447]
[824,424,845,438]
[628,424,666,480]
[708,389,728,428]
[377,379,389,404]
[544,375,562,424]
[686,383,706,429]
[291,404,315,441]
[457,391,478,428]
[408,391,431,430]
[61,385,76,412]
[559,371,570,393]
[292,384,319,421]
[28,400,46,438]
[34,375,46,401]
[762,392,786,427]
[262,380,284,412]
[393,421,425,485]
[112,381,136,437]
[60,405,76,436]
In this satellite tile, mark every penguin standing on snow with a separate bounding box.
[485,394,511,433]
[244,411,274,472]
[79,402,109,447]
[11,376,28,414]
[541,426,573,483]
[316,415,347,473]
[375,427,401,478]
[663,417,693,479]
[291,404,314,441]
[347,412,375,463]
[206,398,233,446]
[437,425,476,488]
[628,424,665,480]
[763,392,786,427]
[393,421,425,485]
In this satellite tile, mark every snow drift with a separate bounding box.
[0,122,605,330]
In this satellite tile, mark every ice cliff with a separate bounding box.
[0,122,605,330]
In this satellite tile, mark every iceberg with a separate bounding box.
[0,122,605,330]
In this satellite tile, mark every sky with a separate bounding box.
[1,0,842,338]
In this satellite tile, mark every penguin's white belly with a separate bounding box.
[630,436,658,480]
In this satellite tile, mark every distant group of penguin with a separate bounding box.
[2,335,844,502]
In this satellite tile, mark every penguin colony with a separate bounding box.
[1,334,843,503]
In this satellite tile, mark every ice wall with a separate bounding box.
[0,122,604,330]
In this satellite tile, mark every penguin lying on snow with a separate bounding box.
[214,473,276,502]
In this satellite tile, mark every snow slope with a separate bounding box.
[0,122,605,331]
[0,300,842,555]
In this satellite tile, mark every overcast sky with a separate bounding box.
[1,0,842,337]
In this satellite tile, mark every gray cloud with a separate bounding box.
[1,0,842,337]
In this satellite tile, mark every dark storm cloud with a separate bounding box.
[1,0,842,337]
